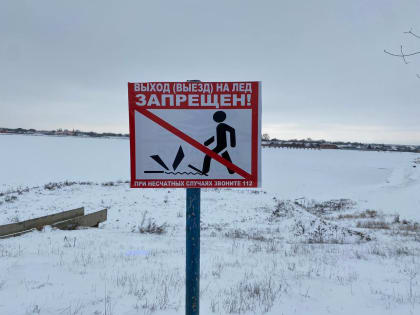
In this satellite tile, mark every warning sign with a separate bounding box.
[128,81,261,188]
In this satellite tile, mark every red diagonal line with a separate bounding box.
[134,106,252,179]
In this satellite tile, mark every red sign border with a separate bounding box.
[128,81,261,188]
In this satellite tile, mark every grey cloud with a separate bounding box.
[1,0,419,143]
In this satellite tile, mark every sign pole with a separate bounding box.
[185,79,202,315]
[186,187,200,315]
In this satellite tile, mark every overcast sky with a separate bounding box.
[1,0,420,144]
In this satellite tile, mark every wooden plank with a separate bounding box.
[52,209,107,230]
[0,207,84,237]
[0,228,36,239]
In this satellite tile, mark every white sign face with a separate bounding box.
[128,81,261,188]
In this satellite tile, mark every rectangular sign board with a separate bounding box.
[128,81,261,188]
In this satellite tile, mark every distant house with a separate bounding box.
[320,144,338,149]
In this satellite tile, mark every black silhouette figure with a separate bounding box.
[201,111,236,175]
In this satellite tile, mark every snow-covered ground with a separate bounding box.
[1,134,420,314]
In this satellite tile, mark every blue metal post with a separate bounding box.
[186,188,200,315]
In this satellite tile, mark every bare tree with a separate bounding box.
[384,28,420,78]
[262,133,270,141]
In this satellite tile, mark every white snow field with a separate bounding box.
[1,134,420,315]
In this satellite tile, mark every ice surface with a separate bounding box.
[1,134,419,219]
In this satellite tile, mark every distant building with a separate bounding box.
[320,144,338,149]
